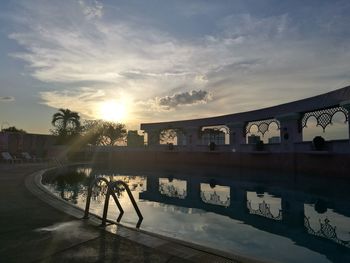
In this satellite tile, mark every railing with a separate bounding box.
[83,177,143,228]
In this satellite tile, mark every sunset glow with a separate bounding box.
[98,100,127,122]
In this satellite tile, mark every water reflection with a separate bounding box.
[246,192,282,220]
[44,166,350,263]
[304,203,350,248]
[200,183,230,207]
[159,178,187,199]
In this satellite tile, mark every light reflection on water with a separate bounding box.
[43,166,350,263]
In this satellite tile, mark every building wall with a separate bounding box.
[0,132,55,156]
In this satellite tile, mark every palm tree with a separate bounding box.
[51,108,81,137]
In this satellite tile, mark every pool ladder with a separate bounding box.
[83,177,143,228]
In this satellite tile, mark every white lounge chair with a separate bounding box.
[21,152,42,162]
[1,152,22,163]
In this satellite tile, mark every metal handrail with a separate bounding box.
[83,177,143,228]
[101,180,143,228]
[83,177,124,220]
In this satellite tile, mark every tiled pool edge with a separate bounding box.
[25,167,267,263]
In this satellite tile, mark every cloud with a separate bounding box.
[6,1,350,127]
[0,96,15,102]
[141,90,212,111]
[78,0,103,20]
[39,88,106,118]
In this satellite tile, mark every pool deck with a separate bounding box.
[0,163,259,263]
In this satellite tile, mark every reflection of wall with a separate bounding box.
[139,174,350,262]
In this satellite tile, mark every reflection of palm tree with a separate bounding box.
[52,108,81,137]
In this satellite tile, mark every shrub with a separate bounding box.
[255,140,264,151]
[312,136,326,151]
[168,143,174,150]
[209,142,216,151]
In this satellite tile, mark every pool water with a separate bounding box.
[42,166,350,263]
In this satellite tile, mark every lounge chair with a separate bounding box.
[21,152,43,162]
[1,152,23,163]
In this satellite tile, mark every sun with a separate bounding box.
[98,100,127,122]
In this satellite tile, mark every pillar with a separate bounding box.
[183,126,200,150]
[227,122,246,152]
[144,129,160,146]
[340,100,350,141]
[281,195,305,227]
[276,113,302,152]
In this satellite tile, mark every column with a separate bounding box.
[226,122,246,152]
[144,129,160,146]
[276,113,302,152]
[281,195,305,227]
[183,126,200,150]
[340,100,350,141]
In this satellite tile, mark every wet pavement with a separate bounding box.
[0,163,245,263]
[0,164,189,263]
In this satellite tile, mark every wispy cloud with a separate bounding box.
[0,96,15,102]
[78,0,103,20]
[39,88,107,118]
[6,0,350,127]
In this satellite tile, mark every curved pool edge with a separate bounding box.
[25,166,268,263]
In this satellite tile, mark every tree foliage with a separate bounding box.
[51,108,81,144]
[81,120,127,146]
[1,126,26,133]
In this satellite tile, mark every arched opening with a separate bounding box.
[245,119,280,144]
[159,128,186,146]
[200,126,229,145]
[303,111,348,141]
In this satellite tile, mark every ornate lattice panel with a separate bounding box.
[245,119,280,136]
[302,106,349,131]
[304,216,350,248]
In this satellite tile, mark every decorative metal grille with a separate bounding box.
[304,216,350,248]
[200,191,230,207]
[302,106,348,131]
[245,119,280,136]
[247,200,282,220]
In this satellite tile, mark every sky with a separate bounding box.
[0,0,350,135]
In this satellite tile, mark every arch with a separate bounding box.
[200,125,229,145]
[302,106,348,131]
[245,119,280,137]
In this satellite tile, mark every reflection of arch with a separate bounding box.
[304,216,350,248]
[302,106,348,131]
[245,119,280,136]
[247,200,282,220]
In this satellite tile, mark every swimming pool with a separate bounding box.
[42,165,350,263]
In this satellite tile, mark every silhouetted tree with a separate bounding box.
[81,120,105,146]
[1,126,26,133]
[51,108,81,144]
[80,120,127,146]
[101,122,127,145]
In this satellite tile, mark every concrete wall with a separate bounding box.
[0,132,55,156]
[70,147,350,178]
